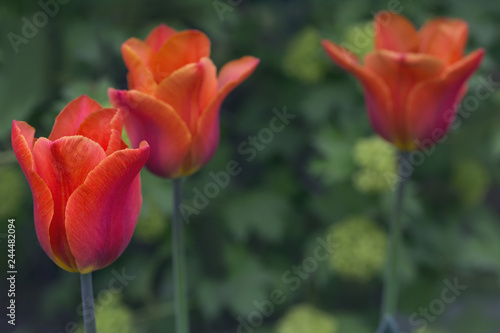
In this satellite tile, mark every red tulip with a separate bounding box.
[12,96,150,273]
[109,24,260,178]
[322,12,484,150]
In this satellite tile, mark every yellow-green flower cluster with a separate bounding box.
[452,159,490,207]
[352,137,396,193]
[283,27,326,83]
[277,304,338,333]
[328,216,387,281]
[96,305,134,333]
[79,298,134,333]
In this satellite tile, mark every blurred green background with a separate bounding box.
[1,0,500,332]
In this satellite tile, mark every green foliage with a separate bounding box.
[457,209,500,273]
[134,202,169,244]
[95,304,134,333]
[336,313,371,333]
[0,166,24,218]
[452,159,490,207]
[309,127,354,184]
[0,13,50,137]
[77,297,134,333]
[224,191,290,242]
[276,304,338,333]
[134,170,172,244]
[283,27,327,83]
[344,21,374,59]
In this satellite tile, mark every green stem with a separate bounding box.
[172,178,189,333]
[80,273,97,333]
[380,151,409,320]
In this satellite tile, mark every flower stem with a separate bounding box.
[172,178,189,333]
[80,273,97,333]
[380,151,409,321]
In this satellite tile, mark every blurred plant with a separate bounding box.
[60,78,114,109]
[323,12,484,329]
[328,216,387,281]
[417,329,448,333]
[352,136,396,193]
[452,159,489,207]
[343,21,374,59]
[135,203,169,243]
[335,313,371,333]
[283,27,326,83]
[309,127,354,185]
[276,304,338,333]
[457,209,500,273]
[0,167,23,218]
[78,297,134,333]
[0,18,50,138]
[224,191,290,242]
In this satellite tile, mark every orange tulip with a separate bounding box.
[109,24,260,178]
[322,12,484,150]
[12,96,149,273]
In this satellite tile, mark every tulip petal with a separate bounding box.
[106,111,129,155]
[199,57,218,118]
[12,121,55,265]
[65,142,149,273]
[126,66,157,94]
[419,18,468,65]
[188,56,259,173]
[365,50,445,84]
[217,56,260,89]
[364,50,445,145]
[374,11,419,52]
[322,40,394,142]
[406,49,484,148]
[108,88,192,178]
[155,62,204,132]
[13,120,36,151]
[32,136,106,271]
[122,38,152,66]
[122,39,156,93]
[49,96,103,141]
[76,108,127,155]
[145,24,177,52]
[150,30,211,83]
[107,129,129,156]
